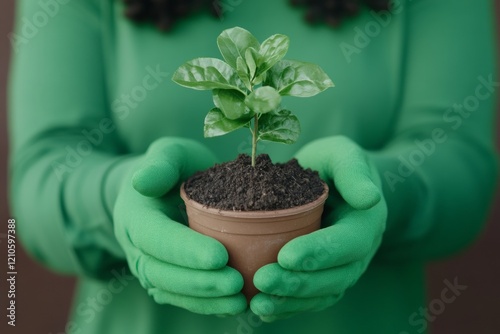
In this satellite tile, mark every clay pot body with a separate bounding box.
[180,184,328,302]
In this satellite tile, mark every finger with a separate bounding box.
[250,293,340,318]
[296,137,381,210]
[125,198,229,270]
[132,138,216,198]
[132,141,184,198]
[327,142,381,210]
[132,161,180,198]
[278,205,385,270]
[137,254,243,297]
[254,262,364,297]
[148,288,247,315]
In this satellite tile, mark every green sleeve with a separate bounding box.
[373,0,499,260]
[8,0,134,279]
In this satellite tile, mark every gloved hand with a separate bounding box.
[114,137,247,315]
[250,136,387,322]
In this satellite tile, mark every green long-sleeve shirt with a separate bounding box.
[8,0,498,333]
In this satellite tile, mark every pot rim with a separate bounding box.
[180,182,329,219]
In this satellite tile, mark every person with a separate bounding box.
[8,0,498,333]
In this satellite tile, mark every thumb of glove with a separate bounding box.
[132,138,215,198]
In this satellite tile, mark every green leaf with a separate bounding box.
[258,110,300,144]
[236,57,251,91]
[172,58,245,93]
[245,86,282,114]
[204,108,252,138]
[265,60,334,97]
[217,27,260,69]
[253,71,266,86]
[257,34,289,77]
[212,89,249,120]
[245,48,258,80]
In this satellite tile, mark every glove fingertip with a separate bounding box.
[358,183,381,210]
[276,251,293,270]
[202,239,229,269]
[206,252,228,270]
[132,164,178,198]
[253,264,274,290]
[226,294,248,315]
[343,181,381,210]
[277,241,304,270]
[131,169,145,192]
[249,293,271,316]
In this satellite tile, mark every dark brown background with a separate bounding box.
[1,1,499,333]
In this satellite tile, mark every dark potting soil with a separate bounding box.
[183,154,325,211]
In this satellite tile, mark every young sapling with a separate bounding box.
[172,26,334,167]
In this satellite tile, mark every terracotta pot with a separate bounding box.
[180,183,329,302]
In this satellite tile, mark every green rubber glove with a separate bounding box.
[251,136,388,321]
[114,137,247,315]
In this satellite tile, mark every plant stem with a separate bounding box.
[251,114,258,167]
